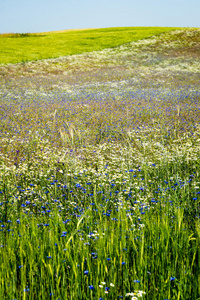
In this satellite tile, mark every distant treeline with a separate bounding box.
[0,33,45,38]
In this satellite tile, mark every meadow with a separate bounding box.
[0,27,179,64]
[0,27,200,299]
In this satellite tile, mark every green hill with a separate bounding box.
[0,27,181,64]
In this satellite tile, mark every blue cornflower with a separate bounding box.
[89,285,94,290]
[122,262,126,265]
[107,258,111,261]
[84,270,89,275]
[133,279,140,283]
[170,276,176,281]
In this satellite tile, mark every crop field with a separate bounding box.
[0,28,200,299]
[0,27,179,64]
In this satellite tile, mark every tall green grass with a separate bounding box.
[0,27,180,64]
[0,153,199,299]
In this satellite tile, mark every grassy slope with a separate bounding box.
[0,28,199,299]
[0,27,181,64]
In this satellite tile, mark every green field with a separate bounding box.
[0,28,199,299]
[0,27,180,64]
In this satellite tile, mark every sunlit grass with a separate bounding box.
[0,27,181,64]
[0,28,199,299]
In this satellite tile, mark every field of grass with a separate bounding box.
[0,28,200,299]
[0,27,180,64]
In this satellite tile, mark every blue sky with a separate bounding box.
[0,0,199,33]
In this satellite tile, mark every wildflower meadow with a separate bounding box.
[0,28,199,299]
